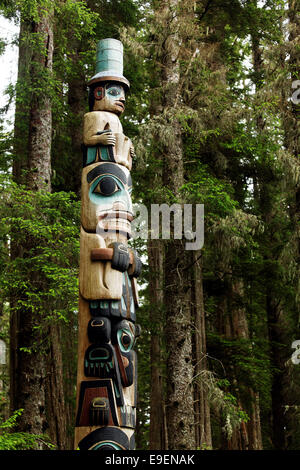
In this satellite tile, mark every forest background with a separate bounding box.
[0,0,299,451]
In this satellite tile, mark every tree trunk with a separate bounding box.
[60,318,78,449]
[12,19,31,185]
[67,69,87,196]
[10,15,31,417]
[10,5,68,448]
[26,9,53,192]
[10,12,52,438]
[45,323,68,449]
[159,0,195,447]
[164,240,195,450]
[148,239,166,450]
[250,7,298,448]
[191,253,212,449]
[52,39,87,195]
[281,3,300,449]
[230,281,262,450]
[217,277,262,450]
[149,0,197,450]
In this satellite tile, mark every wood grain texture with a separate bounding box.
[83,111,123,140]
[74,295,137,449]
[75,41,138,450]
[74,425,134,450]
[83,111,132,170]
[79,227,123,300]
[80,162,132,233]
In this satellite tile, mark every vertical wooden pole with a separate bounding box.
[74,39,141,450]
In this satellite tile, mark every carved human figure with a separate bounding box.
[74,39,141,451]
[83,81,135,171]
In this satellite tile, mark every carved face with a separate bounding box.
[82,162,133,236]
[84,317,136,388]
[93,83,126,115]
[112,319,136,353]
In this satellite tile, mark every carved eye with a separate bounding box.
[121,332,131,348]
[106,85,123,98]
[93,177,119,196]
[108,88,119,96]
[119,327,134,352]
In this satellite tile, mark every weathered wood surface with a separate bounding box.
[74,38,140,451]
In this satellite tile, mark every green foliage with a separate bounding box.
[0,409,54,450]
[0,0,298,451]
[181,163,238,220]
[53,0,99,80]
[208,332,272,405]
[0,175,80,349]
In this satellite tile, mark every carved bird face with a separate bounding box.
[81,162,133,237]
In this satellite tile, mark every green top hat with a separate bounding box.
[88,38,130,90]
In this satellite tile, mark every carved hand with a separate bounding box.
[96,130,116,146]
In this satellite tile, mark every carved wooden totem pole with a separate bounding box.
[74,39,141,451]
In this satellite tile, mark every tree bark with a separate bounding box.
[148,239,166,450]
[10,12,52,438]
[164,240,195,450]
[45,323,68,449]
[191,253,212,448]
[216,277,262,450]
[26,9,53,192]
[250,5,298,448]
[10,16,32,416]
[12,19,31,185]
[10,5,68,448]
[159,0,195,448]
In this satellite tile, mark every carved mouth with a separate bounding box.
[98,211,133,222]
[97,211,133,238]
[115,101,125,110]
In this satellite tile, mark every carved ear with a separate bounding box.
[94,86,104,100]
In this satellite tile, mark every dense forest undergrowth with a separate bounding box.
[0,0,299,450]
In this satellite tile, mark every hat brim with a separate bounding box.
[87,73,130,90]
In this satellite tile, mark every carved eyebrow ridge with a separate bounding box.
[87,163,131,186]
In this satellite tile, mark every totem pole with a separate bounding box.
[74,39,141,451]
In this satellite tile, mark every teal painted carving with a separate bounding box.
[75,39,141,451]
[88,38,130,89]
